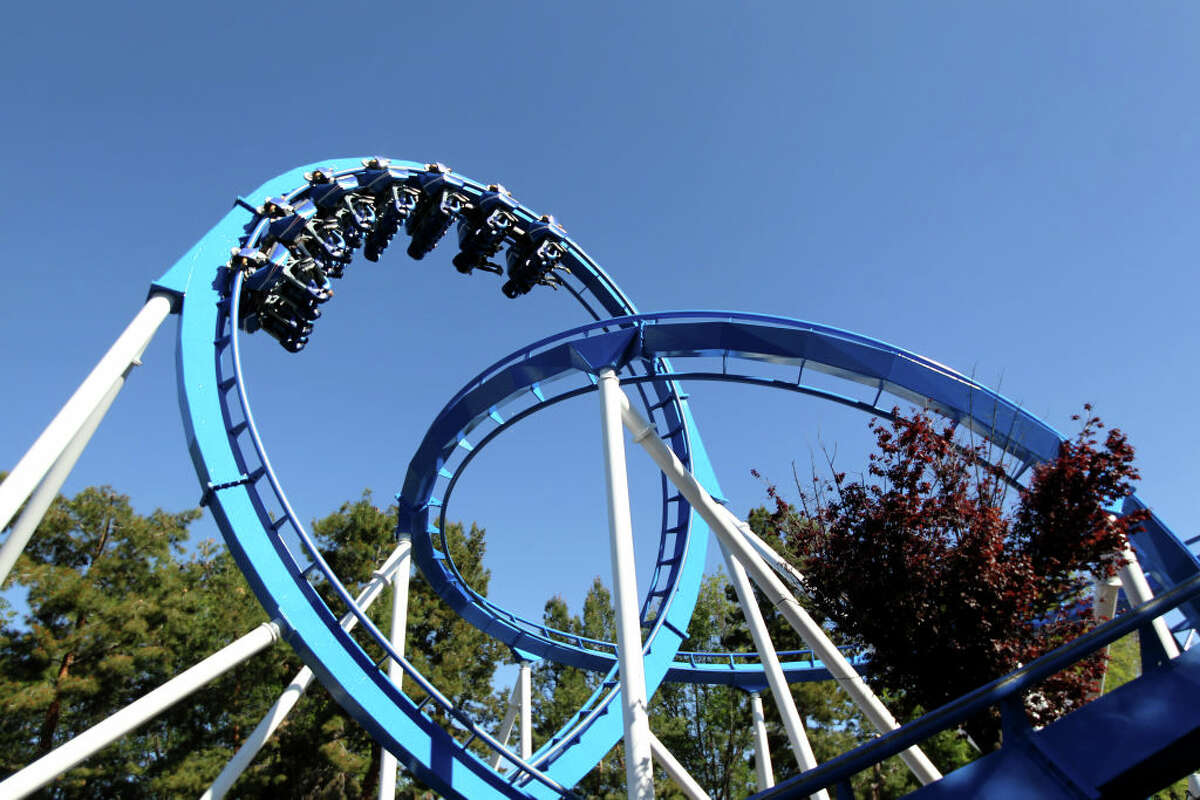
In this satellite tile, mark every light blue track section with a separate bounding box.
[155,158,1198,798]
[160,159,714,798]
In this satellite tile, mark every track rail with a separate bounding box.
[151,159,1200,798]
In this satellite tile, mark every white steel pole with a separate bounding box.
[750,692,775,792]
[379,531,413,800]
[1118,546,1181,660]
[647,730,711,800]
[488,680,523,770]
[726,512,811,597]
[206,665,315,800]
[0,293,173,534]
[2,620,281,800]
[1092,574,1122,697]
[518,660,532,761]
[618,395,941,786]
[718,540,827,800]
[0,376,124,587]
[205,540,411,800]
[597,369,655,800]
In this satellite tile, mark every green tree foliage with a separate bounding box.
[0,488,503,799]
[0,481,983,799]
[0,486,195,795]
[648,574,756,800]
[535,567,973,800]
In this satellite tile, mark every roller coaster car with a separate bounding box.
[276,260,333,307]
[340,193,377,240]
[501,214,567,298]
[306,168,379,256]
[305,167,352,209]
[242,293,314,353]
[304,217,353,271]
[364,184,420,263]
[405,164,468,260]
[452,184,518,275]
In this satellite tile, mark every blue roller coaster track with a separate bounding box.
[4,157,1198,798]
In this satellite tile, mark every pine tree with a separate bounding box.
[0,485,202,796]
[0,488,506,799]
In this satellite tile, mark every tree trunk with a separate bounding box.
[359,741,381,800]
[36,501,113,754]
[38,650,76,754]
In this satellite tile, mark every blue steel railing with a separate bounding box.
[169,151,1200,800]
[756,571,1200,798]
[225,271,577,797]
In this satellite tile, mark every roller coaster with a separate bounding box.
[1,158,1198,799]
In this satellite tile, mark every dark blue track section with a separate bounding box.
[910,647,1200,798]
[154,157,1199,798]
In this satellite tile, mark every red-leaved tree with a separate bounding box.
[757,405,1146,751]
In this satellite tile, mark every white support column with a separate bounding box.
[205,540,411,800]
[206,664,315,800]
[379,531,413,800]
[518,660,532,761]
[618,394,942,786]
[727,513,811,597]
[719,540,828,800]
[0,376,124,587]
[2,620,281,800]
[489,679,523,770]
[598,369,655,800]
[1114,540,1198,800]
[647,731,711,800]
[750,692,775,792]
[0,293,173,535]
[1092,574,1122,697]
[1118,546,1181,660]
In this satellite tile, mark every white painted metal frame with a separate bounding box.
[202,539,411,799]
[598,369,656,799]
[750,691,775,792]
[648,731,711,800]
[616,389,943,786]
[486,661,533,773]
[1118,546,1181,660]
[1,621,283,799]
[717,539,829,800]
[379,530,414,799]
[0,294,173,585]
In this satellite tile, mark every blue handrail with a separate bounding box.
[756,571,1200,798]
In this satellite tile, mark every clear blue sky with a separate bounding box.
[2,3,1198,629]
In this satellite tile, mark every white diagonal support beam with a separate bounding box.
[0,376,124,587]
[487,660,533,772]
[750,691,775,792]
[719,539,828,800]
[598,369,655,799]
[0,294,172,536]
[489,678,523,770]
[1118,546,1180,660]
[1092,574,1122,697]
[618,392,942,786]
[3,620,282,800]
[726,513,811,597]
[205,539,412,800]
[648,730,711,800]
[378,529,414,799]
